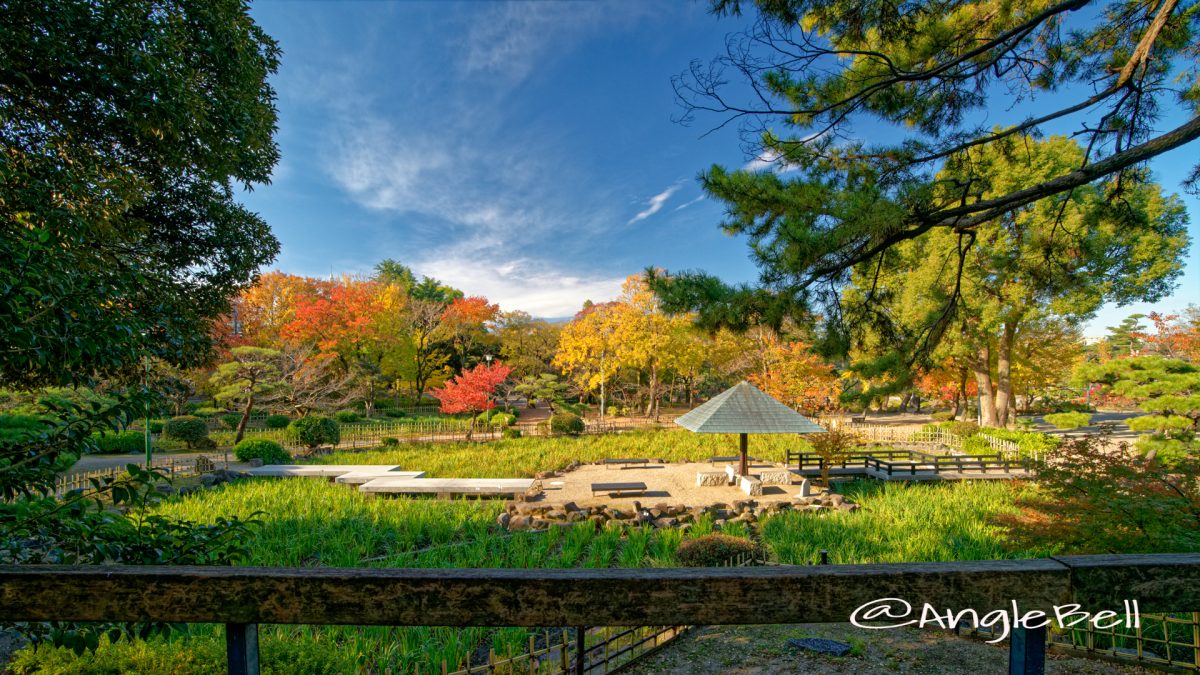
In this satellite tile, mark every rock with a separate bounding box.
[837,502,859,513]
[561,501,580,512]
[787,637,853,657]
[534,470,556,480]
[732,500,749,511]
[604,508,626,520]
[155,484,174,495]
[247,458,264,468]
[530,518,549,530]
[546,510,566,520]
[676,512,693,524]
[588,514,608,526]
[653,517,678,529]
[508,515,531,530]
[798,478,812,497]
[696,471,727,487]
[829,493,846,506]
[567,511,585,522]
[496,512,511,528]
[713,518,727,528]
[178,485,198,496]
[199,473,218,487]
[653,502,670,513]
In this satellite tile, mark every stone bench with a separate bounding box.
[695,471,728,487]
[740,475,763,497]
[758,469,793,485]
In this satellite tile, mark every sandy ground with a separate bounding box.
[537,460,822,508]
[632,623,1147,674]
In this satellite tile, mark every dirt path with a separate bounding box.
[632,623,1147,674]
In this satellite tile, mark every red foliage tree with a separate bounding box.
[431,361,512,439]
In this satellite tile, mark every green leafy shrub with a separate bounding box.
[163,416,209,449]
[233,439,290,465]
[147,420,164,434]
[381,437,399,447]
[264,414,291,429]
[220,413,242,430]
[478,411,516,427]
[92,430,145,454]
[290,416,340,448]
[192,406,223,418]
[0,414,48,443]
[1044,411,1092,430]
[930,411,956,422]
[939,420,980,438]
[676,534,759,567]
[334,410,360,424]
[382,409,406,418]
[549,413,584,436]
[502,428,522,439]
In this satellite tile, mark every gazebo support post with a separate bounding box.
[739,433,748,477]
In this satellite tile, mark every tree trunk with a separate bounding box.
[955,367,969,420]
[972,345,999,427]
[994,321,1017,428]
[899,392,913,413]
[235,394,254,445]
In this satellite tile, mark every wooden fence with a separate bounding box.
[814,420,1025,459]
[787,449,1029,479]
[54,456,214,496]
[1,554,1197,675]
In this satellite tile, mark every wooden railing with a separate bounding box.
[1,555,1198,674]
[786,449,1029,478]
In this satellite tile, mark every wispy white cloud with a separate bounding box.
[413,254,625,318]
[673,195,705,211]
[628,184,681,224]
[460,1,656,87]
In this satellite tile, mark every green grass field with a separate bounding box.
[12,431,1042,674]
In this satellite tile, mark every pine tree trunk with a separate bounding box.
[992,321,1014,428]
[235,394,254,445]
[972,345,999,427]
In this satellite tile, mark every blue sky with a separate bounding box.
[242,1,1199,336]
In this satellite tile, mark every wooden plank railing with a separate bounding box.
[787,450,1028,478]
[1,555,1198,674]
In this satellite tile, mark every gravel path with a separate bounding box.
[631,623,1149,674]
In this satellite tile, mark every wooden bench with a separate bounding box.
[603,458,650,469]
[591,481,647,497]
[710,455,756,466]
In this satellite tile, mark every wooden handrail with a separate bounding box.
[1,555,1198,626]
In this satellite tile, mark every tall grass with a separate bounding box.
[761,480,1052,564]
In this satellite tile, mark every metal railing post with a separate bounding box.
[1008,625,1046,675]
[226,622,260,675]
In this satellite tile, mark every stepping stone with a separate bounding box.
[786,637,853,657]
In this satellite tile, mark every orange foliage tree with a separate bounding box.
[431,362,512,439]
[746,335,840,414]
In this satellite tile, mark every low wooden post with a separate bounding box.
[1008,625,1046,675]
[574,626,586,675]
[225,622,259,675]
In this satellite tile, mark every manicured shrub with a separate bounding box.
[930,411,956,422]
[290,416,340,448]
[233,439,291,465]
[264,414,291,429]
[220,413,242,430]
[334,410,360,424]
[676,534,759,567]
[549,413,584,436]
[192,406,223,418]
[147,420,164,434]
[1044,411,1092,430]
[477,411,516,427]
[383,409,406,418]
[942,420,980,438]
[502,428,522,439]
[92,430,145,454]
[163,415,209,449]
[381,437,399,447]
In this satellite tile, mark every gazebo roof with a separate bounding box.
[674,381,826,434]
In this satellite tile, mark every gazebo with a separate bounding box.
[675,381,825,476]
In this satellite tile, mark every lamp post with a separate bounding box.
[599,349,606,424]
[143,355,152,468]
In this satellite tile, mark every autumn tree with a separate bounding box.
[747,336,841,414]
[494,311,561,380]
[237,272,323,345]
[431,362,512,440]
[653,0,1200,363]
[442,296,499,372]
[210,347,285,444]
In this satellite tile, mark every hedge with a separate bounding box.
[289,416,340,448]
[233,439,291,465]
[92,430,145,454]
[163,416,209,449]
